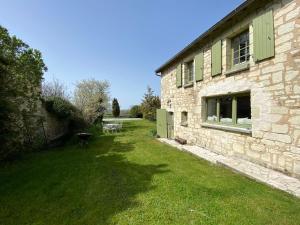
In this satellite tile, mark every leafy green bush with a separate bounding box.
[88,124,103,138]
[69,113,87,132]
[149,128,157,137]
[44,97,76,119]
[130,105,143,118]
[140,87,160,121]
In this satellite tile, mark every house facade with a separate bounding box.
[156,0,300,178]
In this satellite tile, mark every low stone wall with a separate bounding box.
[41,106,70,143]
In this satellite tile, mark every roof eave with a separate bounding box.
[155,0,258,74]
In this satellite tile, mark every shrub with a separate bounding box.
[149,128,157,137]
[140,87,161,121]
[44,96,76,119]
[130,105,143,118]
[88,124,103,138]
[69,111,88,133]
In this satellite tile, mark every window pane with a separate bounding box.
[240,42,246,49]
[207,99,217,122]
[233,57,239,65]
[232,31,250,65]
[240,34,247,42]
[240,55,246,63]
[234,50,239,59]
[240,47,246,56]
[237,95,251,125]
[246,54,250,61]
[220,96,232,123]
[232,40,239,52]
[185,61,194,83]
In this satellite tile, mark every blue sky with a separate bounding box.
[0,0,244,109]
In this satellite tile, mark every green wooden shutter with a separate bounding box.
[211,40,222,76]
[156,109,168,138]
[195,52,204,82]
[176,63,182,88]
[253,10,274,61]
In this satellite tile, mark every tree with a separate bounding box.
[0,25,47,159]
[112,98,120,117]
[140,86,161,121]
[130,105,143,118]
[42,78,70,100]
[0,51,17,157]
[93,98,106,125]
[73,79,110,124]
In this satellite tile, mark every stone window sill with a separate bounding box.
[201,122,252,134]
[225,62,250,76]
[184,83,193,88]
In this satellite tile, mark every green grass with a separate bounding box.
[0,120,300,225]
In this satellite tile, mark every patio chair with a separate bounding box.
[116,122,123,132]
[111,127,118,133]
[103,124,111,133]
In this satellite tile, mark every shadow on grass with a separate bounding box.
[88,153,168,223]
[0,130,169,224]
[121,122,152,133]
[90,135,136,154]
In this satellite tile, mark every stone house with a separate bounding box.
[155,0,300,178]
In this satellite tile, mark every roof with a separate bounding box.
[155,0,270,74]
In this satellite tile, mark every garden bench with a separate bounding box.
[175,137,187,145]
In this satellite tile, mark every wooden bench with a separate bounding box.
[175,137,187,145]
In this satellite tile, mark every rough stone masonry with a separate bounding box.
[157,0,300,178]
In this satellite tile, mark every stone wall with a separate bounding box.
[160,0,300,178]
[41,106,70,143]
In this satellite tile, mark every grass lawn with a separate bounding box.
[0,120,300,225]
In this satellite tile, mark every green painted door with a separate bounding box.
[157,109,168,138]
[167,112,174,139]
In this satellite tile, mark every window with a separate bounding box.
[184,60,194,85]
[181,111,188,126]
[206,93,251,129]
[232,31,250,66]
